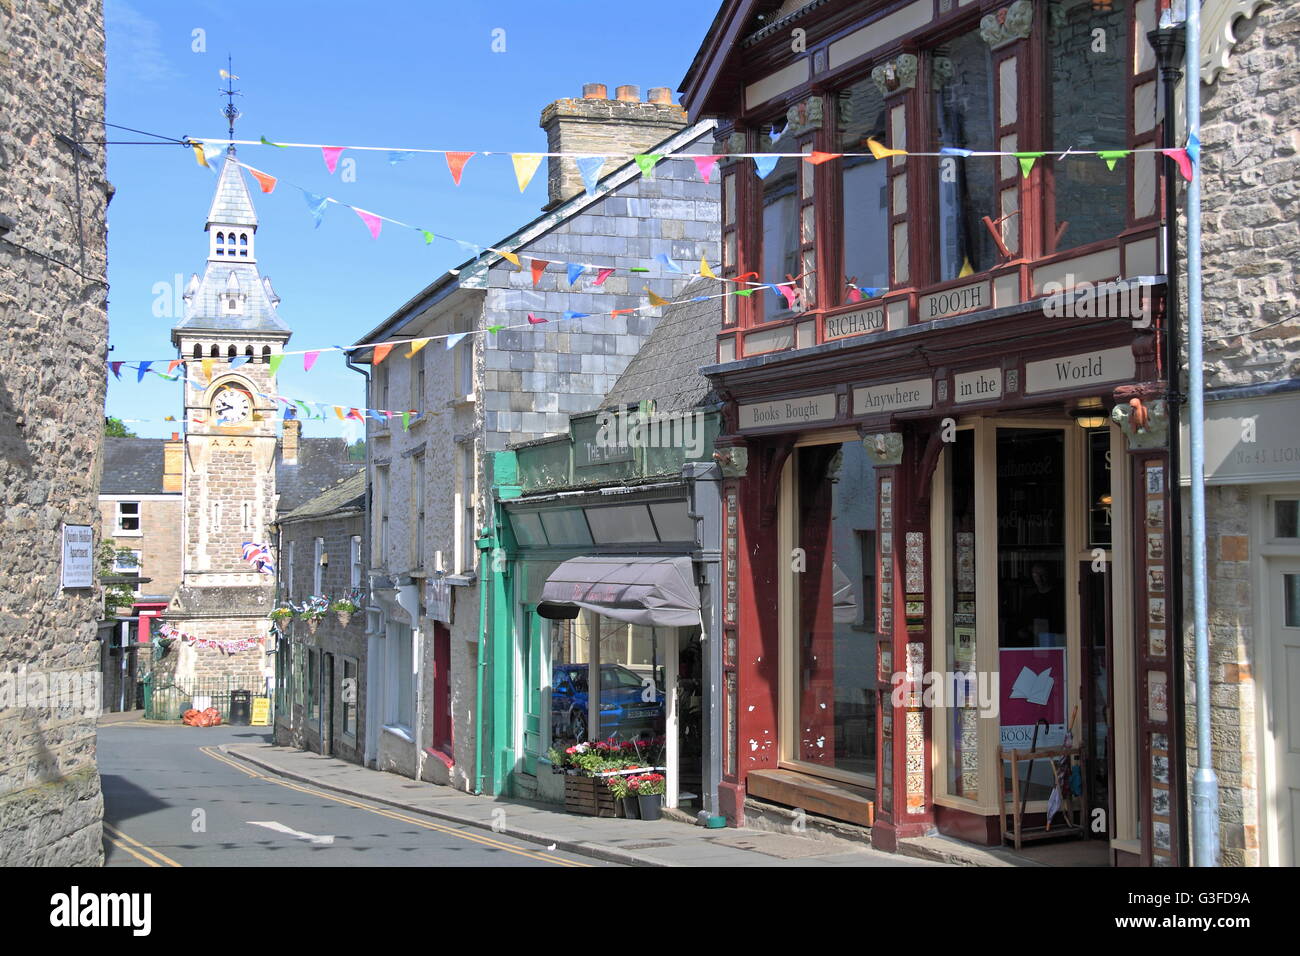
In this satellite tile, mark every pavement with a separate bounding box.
[217,736,942,867]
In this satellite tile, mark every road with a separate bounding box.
[97,722,609,867]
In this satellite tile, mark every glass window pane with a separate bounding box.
[1049,0,1128,252]
[947,431,979,799]
[539,509,592,547]
[584,505,658,545]
[761,127,800,322]
[510,511,547,547]
[794,440,878,779]
[838,78,890,298]
[1285,575,1300,628]
[1087,429,1114,548]
[649,500,695,542]
[1276,500,1300,539]
[932,29,998,280]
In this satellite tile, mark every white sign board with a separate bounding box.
[954,368,1003,404]
[61,524,94,589]
[854,377,934,417]
[1024,346,1135,395]
[738,393,837,430]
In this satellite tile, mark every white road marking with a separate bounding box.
[249,820,335,845]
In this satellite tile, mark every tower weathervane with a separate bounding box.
[219,56,242,154]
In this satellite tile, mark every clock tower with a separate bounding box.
[166,147,291,688]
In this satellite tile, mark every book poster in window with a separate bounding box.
[998,646,1067,750]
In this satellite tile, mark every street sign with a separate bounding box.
[61,524,94,589]
[250,697,271,726]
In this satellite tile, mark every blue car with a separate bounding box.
[551,663,664,742]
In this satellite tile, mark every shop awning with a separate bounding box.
[537,555,700,628]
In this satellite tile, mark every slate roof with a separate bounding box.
[279,469,366,523]
[600,277,722,414]
[276,438,364,514]
[101,438,173,495]
[206,155,258,227]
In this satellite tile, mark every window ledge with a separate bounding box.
[113,530,144,538]
[446,573,476,587]
[382,723,414,744]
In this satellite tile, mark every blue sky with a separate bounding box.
[104,0,717,440]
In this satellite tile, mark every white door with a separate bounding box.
[1268,560,1300,866]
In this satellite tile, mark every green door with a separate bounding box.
[522,610,544,775]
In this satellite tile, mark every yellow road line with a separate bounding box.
[103,833,160,868]
[102,822,182,867]
[201,746,588,867]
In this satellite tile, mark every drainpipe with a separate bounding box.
[1148,18,1190,868]
[1183,0,1220,868]
[344,353,375,766]
[474,522,489,795]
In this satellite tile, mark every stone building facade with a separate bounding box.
[274,470,368,765]
[353,86,718,793]
[1182,0,1300,867]
[0,0,109,866]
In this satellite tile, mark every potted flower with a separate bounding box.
[268,606,294,628]
[330,597,360,627]
[606,773,639,819]
[628,772,666,821]
[297,597,328,634]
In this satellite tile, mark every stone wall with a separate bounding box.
[1199,3,1300,388]
[0,0,109,866]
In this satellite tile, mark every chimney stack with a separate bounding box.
[539,83,687,209]
[282,418,300,465]
[163,433,183,493]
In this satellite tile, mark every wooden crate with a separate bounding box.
[563,775,617,817]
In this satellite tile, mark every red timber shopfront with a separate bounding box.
[683,0,1186,865]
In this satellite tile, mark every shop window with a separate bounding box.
[1048,0,1129,253]
[549,616,592,749]
[113,550,142,595]
[114,500,141,534]
[793,440,878,781]
[1086,428,1114,548]
[1275,500,1300,539]
[945,429,979,800]
[342,658,358,737]
[760,124,801,322]
[837,78,890,301]
[389,623,414,732]
[306,647,318,721]
[931,28,999,281]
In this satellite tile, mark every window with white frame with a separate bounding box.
[459,443,476,574]
[286,540,296,598]
[350,535,362,590]
[413,453,426,570]
[457,338,474,400]
[389,622,415,732]
[113,550,142,595]
[313,536,324,595]
[375,466,390,566]
[114,501,141,535]
[377,364,390,416]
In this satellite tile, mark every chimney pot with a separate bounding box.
[582,83,607,99]
[648,87,672,105]
[615,85,640,103]
[171,432,179,441]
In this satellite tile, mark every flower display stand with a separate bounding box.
[563,775,618,817]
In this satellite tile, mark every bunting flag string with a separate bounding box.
[158,621,266,654]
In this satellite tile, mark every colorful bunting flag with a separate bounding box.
[753,156,780,178]
[136,361,152,382]
[699,255,717,280]
[531,259,550,286]
[527,313,547,324]
[249,168,277,193]
[260,136,287,148]
[511,153,543,192]
[940,147,974,157]
[303,191,329,228]
[487,325,505,333]
[321,146,345,174]
[348,408,365,422]
[193,143,210,167]
[201,358,213,381]
[655,253,683,273]
[692,155,721,183]
[446,151,474,185]
[576,156,605,195]
[421,230,436,244]
[304,351,320,371]
[805,151,841,165]
[354,207,383,239]
[634,154,662,179]
[406,338,430,357]
[372,343,394,365]
[388,150,414,165]
[229,355,250,369]
[497,250,521,269]
[446,332,468,350]
[733,288,754,297]
[167,359,183,375]
[562,310,591,321]
[594,268,615,286]
[1163,148,1193,182]
[1186,132,1201,165]
[566,263,585,286]
[1016,152,1046,178]
[401,411,412,431]
[1097,150,1130,171]
[645,288,669,307]
[867,138,907,160]
[109,361,122,380]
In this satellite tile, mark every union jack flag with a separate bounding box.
[242,541,275,575]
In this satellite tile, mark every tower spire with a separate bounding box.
[219,57,241,154]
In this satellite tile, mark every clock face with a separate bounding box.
[212,387,252,426]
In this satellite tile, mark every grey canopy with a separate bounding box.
[538,555,700,628]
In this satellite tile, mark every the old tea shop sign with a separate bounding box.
[739,393,837,430]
